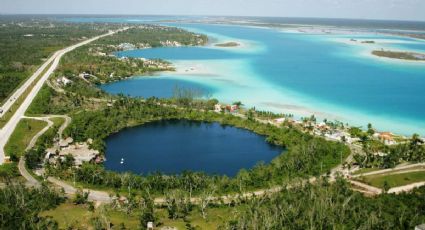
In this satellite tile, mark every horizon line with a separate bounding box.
[1,13,425,23]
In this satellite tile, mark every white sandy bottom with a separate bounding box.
[159,59,425,136]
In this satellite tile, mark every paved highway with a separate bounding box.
[0,28,126,165]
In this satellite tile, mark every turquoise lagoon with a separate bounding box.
[100,23,425,136]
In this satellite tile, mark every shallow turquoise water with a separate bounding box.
[105,23,425,135]
[86,20,425,135]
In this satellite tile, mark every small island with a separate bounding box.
[215,41,240,47]
[372,50,425,61]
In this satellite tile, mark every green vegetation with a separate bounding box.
[54,25,206,85]
[223,179,425,229]
[7,18,424,229]
[372,50,425,61]
[37,179,425,229]
[354,134,425,169]
[0,16,118,103]
[215,42,240,47]
[40,201,234,229]
[0,183,64,229]
[4,118,47,160]
[352,167,381,175]
[49,117,65,128]
[0,62,52,128]
[98,25,207,49]
[39,96,350,197]
[359,171,425,188]
[0,163,20,181]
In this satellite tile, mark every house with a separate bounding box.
[59,137,74,149]
[79,72,91,79]
[224,104,239,113]
[214,104,222,113]
[375,132,396,145]
[117,43,136,50]
[4,156,11,164]
[56,76,72,86]
[59,142,100,166]
[274,118,286,124]
[147,222,154,230]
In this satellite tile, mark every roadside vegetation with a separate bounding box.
[4,118,47,160]
[0,16,121,104]
[1,16,424,229]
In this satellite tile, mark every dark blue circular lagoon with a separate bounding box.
[104,119,283,176]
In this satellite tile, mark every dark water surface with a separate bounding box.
[104,120,283,176]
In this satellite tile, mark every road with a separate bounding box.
[0,28,127,165]
[0,54,55,117]
[18,116,53,188]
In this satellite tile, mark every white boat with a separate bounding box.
[120,158,124,164]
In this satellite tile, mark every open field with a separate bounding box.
[358,171,425,188]
[4,118,47,157]
[41,201,236,229]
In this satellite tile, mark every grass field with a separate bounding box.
[4,118,47,157]
[352,168,381,175]
[40,202,140,229]
[360,171,425,188]
[40,201,237,229]
[49,117,65,128]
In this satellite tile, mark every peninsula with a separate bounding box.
[215,41,240,47]
[372,50,425,61]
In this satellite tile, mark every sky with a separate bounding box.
[2,0,425,21]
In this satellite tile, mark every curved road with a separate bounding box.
[0,28,127,165]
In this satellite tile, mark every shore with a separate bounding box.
[154,60,425,137]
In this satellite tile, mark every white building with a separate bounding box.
[274,118,286,124]
[57,76,72,86]
[214,104,222,113]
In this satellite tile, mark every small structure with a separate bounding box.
[147,222,154,230]
[224,104,239,113]
[3,156,11,164]
[214,104,222,113]
[59,143,100,166]
[56,76,72,86]
[118,43,136,51]
[59,137,74,150]
[374,132,396,145]
[78,72,91,80]
[274,118,286,124]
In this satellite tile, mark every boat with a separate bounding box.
[120,158,124,164]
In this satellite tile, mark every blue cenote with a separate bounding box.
[94,19,425,136]
[104,120,282,176]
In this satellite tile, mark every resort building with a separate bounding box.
[374,132,396,145]
[56,76,72,86]
[59,137,74,150]
[45,138,102,167]
[274,118,286,124]
[78,72,91,80]
[214,104,222,113]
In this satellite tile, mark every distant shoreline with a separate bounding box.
[214,42,240,47]
[372,50,425,61]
